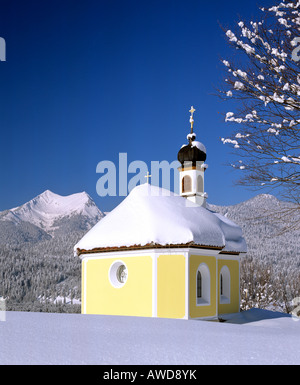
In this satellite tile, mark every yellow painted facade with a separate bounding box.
[189,255,217,319]
[157,254,186,319]
[83,255,153,317]
[217,259,240,315]
[188,255,240,319]
[81,251,240,320]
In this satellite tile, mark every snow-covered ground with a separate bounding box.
[0,309,299,365]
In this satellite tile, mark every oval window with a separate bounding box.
[109,261,128,288]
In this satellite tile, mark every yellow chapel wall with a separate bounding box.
[157,254,186,319]
[217,258,240,315]
[81,251,240,319]
[189,254,217,319]
[82,254,153,317]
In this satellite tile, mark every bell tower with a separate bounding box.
[177,107,208,207]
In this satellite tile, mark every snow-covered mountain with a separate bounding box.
[0,190,104,244]
[1,190,299,267]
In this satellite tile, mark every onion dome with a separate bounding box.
[177,107,207,166]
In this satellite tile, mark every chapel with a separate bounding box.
[74,107,247,320]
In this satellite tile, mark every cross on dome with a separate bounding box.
[189,106,196,116]
[178,105,207,167]
[189,106,196,133]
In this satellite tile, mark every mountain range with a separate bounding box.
[0,190,299,267]
[0,190,104,245]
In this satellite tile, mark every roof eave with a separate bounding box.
[75,242,238,257]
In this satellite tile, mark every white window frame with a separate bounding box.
[220,265,231,304]
[196,263,211,306]
[108,260,128,289]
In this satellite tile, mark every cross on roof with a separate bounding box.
[145,171,152,184]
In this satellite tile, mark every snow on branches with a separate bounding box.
[219,0,300,209]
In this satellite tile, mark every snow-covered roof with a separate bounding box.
[191,141,206,154]
[74,184,247,256]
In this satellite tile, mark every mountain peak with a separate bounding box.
[2,189,104,234]
[34,190,95,208]
[38,189,60,201]
[42,189,55,195]
[39,189,88,199]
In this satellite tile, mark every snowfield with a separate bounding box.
[0,309,299,365]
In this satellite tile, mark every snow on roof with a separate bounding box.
[74,184,247,256]
[191,141,206,154]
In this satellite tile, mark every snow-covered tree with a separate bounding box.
[240,257,276,311]
[220,0,300,228]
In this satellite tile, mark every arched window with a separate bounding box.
[220,265,230,304]
[197,175,204,193]
[196,264,210,305]
[182,175,192,193]
[220,273,223,295]
[197,271,202,299]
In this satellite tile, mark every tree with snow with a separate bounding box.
[219,0,300,228]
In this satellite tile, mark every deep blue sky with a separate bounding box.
[0,0,275,212]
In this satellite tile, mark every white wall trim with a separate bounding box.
[152,252,157,318]
[195,263,211,307]
[83,257,88,314]
[185,252,189,320]
[217,254,241,261]
[219,265,231,305]
[187,248,221,257]
[216,255,241,314]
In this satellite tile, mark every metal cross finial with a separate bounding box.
[189,106,196,133]
[189,106,196,116]
[145,171,152,184]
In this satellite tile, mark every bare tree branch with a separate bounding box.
[218,0,300,230]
